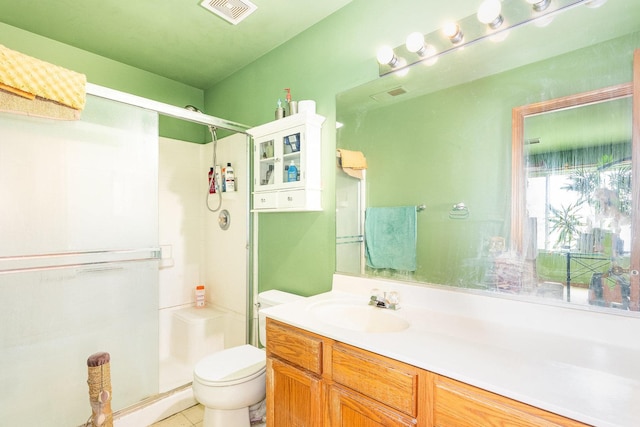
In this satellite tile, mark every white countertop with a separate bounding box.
[262,274,640,427]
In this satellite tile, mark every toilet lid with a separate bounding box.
[194,344,265,384]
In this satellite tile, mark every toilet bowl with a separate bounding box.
[192,290,304,427]
[193,344,266,426]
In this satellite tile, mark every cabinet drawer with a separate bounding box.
[433,374,588,427]
[253,192,277,209]
[266,319,323,375]
[277,189,306,208]
[329,385,417,427]
[331,343,418,417]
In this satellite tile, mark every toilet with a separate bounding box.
[192,290,304,427]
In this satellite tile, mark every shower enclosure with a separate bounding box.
[0,82,251,425]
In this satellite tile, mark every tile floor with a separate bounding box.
[149,403,267,427]
[150,404,204,427]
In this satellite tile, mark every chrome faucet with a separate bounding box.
[369,289,400,310]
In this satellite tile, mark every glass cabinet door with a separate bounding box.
[282,131,302,185]
[257,138,276,189]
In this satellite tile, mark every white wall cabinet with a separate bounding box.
[248,111,325,212]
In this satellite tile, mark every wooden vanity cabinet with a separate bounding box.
[266,318,588,427]
[266,318,427,426]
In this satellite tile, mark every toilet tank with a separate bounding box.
[258,290,304,346]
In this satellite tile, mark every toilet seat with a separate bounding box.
[194,344,266,387]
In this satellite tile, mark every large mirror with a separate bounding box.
[335,0,640,313]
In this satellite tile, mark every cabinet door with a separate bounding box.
[266,357,324,427]
[255,136,277,191]
[329,385,417,427]
[280,129,305,188]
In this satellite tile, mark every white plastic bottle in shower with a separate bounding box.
[195,285,205,308]
[224,162,235,192]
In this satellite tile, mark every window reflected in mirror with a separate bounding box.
[523,97,633,309]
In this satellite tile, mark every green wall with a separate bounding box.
[0,22,207,143]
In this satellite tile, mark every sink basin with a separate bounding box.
[309,300,410,333]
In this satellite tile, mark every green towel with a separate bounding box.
[365,206,417,271]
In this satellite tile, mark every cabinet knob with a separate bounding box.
[287,196,293,201]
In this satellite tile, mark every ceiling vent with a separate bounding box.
[199,0,257,25]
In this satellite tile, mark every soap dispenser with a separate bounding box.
[275,98,284,120]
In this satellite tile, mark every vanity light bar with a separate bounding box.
[377,0,592,77]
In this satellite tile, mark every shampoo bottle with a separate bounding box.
[287,161,298,182]
[215,165,222,192]
[208,167,215,194]
[225,162,235,191]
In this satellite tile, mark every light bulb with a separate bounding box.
[526,0,551,12]
[376,46,397,66]
[442,22,464,44]
[405,32,425,54]
[477,0,504,29]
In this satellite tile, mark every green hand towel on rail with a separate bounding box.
[365,206,417,271]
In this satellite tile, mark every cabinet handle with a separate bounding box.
[287,196,293,201]
[261,198,267,203]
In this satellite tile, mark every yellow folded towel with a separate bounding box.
[337,149,368,169]
[0,44,86,111]
[337,149,368,179]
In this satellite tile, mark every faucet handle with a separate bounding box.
[387,291,399,305]
[386,291,400,309]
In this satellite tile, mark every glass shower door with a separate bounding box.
[0,94,160,425]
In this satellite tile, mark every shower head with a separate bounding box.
[184,105,217,136]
